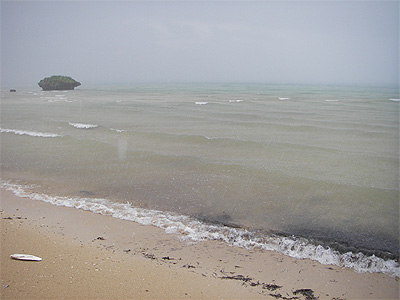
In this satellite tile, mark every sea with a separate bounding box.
[1,83,399,276]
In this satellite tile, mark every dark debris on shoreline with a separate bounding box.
[137,249,327,299]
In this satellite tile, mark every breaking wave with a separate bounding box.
[68,122,98,129]
[110,128,125,133]
[1,180,398,277]
[0,128,62,138]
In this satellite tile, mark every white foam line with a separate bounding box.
[0,128,62,138]
[69,123,98,129]
[110,128,125,133]
[1,180,398,277]
[47,99,76,103]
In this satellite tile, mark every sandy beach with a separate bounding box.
[1,189,398,300]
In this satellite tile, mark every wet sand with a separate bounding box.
[1,189,398,299]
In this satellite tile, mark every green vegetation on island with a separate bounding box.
[38,75,81,91]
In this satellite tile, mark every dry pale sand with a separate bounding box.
[1,189,399,300]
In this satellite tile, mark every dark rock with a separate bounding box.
[38,75,81,91]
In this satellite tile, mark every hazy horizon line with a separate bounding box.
[2,80,399,91]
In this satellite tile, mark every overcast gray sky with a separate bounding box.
[1,1,399,88]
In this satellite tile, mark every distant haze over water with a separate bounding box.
[1,1,399,87]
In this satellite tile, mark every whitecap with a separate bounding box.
[195,102,209,105]
[325,100,339,102]
[47,99,75,103]
[42,94,75,103]
[1,179,398,277]
[110,128,125,133]
[69,122,98,129]
[0,128,62,138]
[278,97,290,100]
[228,100,244,103]
[390,99,400,102]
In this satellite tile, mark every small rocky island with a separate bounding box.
[38,75,81,91]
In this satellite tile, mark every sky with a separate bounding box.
[1,1,399,88]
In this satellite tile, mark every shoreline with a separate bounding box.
[1,188,399,299]
[1,179,398,277]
